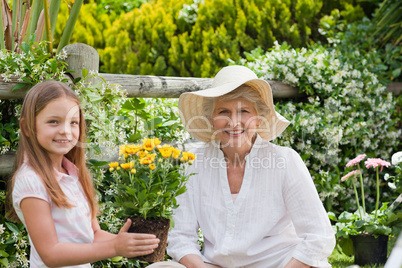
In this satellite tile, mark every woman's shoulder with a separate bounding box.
[256,139,298,157]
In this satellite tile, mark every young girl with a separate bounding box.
[6,81,159,267]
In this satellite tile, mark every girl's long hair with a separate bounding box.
[6,81,98,222]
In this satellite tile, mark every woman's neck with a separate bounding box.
[220,135,257,165]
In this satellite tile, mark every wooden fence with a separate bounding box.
[0,43,401,176]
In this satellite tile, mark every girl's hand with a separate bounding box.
[114,219,160,257]
[284,258,311,268]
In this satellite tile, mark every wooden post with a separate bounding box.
[63,43,100,83]
[0,151,15,177]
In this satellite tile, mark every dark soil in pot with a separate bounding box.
[128,217,170,263]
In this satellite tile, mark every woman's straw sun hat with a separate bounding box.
[178,65,290,142]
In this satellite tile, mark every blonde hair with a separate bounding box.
[202,85,270,120]
[6,81,98,222]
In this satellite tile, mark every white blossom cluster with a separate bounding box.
[242,42,400,206]
[178,0,204,24]
[0,44,66,83]
[0,220,30,267]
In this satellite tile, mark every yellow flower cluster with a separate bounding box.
[181,152,196,164]
[109,138,195,174]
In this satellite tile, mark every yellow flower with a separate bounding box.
[181,152,195,162]
[125,144,142,155]
[142,138,161,151]
[109,167,114,172]
[131,169,136,174]
[138,150,148,158]
[188,152,196,161]
[172,148,181,159]
[140,154,156,164]
[121,162,135,170]
[109,162,119,168]
[159,144,173,158]
[119,145,127,155]
[149,163,156,170]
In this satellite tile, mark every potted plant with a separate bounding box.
[332,153,402,266]
[107,137,196,263]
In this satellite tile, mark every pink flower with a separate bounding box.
[346,154,367,167]
[365,158,391,171]
[341,170,360,181]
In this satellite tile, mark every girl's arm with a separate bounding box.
[21,197,160,267]
[92,218,117,242]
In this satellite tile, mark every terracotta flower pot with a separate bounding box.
[351,234,388,266]
[128,217,170,263]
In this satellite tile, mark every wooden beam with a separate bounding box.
[1,74,304,99]
[0,76,30,99]
[387,82,402,96]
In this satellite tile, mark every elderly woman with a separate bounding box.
[149,65,335,268]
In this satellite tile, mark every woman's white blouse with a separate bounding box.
[167,136,335,268]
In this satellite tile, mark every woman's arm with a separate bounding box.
[282,149,335,267]
[179,254,208,268]
[21,197,160,267]
[284,258,311,268]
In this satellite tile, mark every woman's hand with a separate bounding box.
[113,219,160,258]
[284,258,311,268]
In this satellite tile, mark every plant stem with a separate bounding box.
[353,179,363,219]
[56,0,83,54]
[374,166,380,220]
[358,163,366,213]
[0,0,5,49]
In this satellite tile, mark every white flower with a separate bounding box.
[391,151,402,165]
[388,182,396,189]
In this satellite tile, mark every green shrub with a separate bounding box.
[319,9,402,83]
[100,0,365,77]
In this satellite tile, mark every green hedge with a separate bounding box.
[99,0,365,77]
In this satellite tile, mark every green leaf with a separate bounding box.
[5,222,20,234]
[392,68,401,78]
[88,159,109,167]
[0,250,9,257]
[144,117,163,130]
[121,99,135,111]
[162,120,178,127]
[128,133,142,143]
[0,258,9,267]
[328,212,337,221]
[82,68,88,78]
[11,83,28,91]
